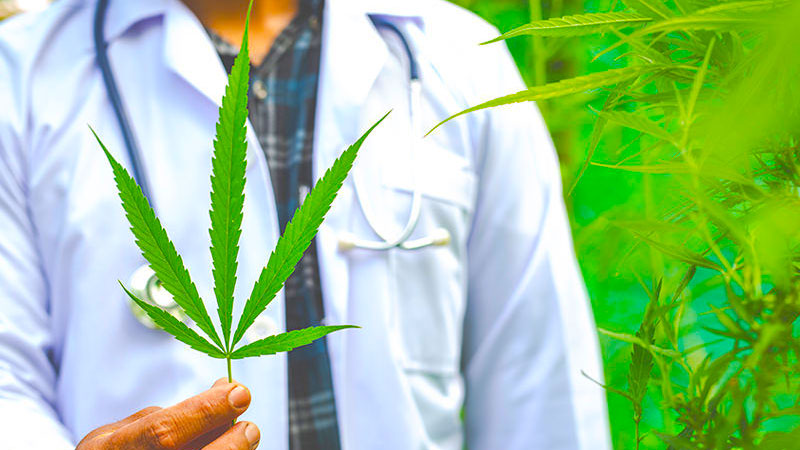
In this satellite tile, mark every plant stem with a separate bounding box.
[227,356,235,426]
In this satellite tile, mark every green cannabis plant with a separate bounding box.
[92,5,386,383]
[438,0,800,448]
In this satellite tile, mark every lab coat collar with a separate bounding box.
[100,0,169,43]
[95,0,425,113]
[316,0,426,140]
[99,0,426,45]
[96,0,229,113]
[97,0,427,113]
[159,0,426,111]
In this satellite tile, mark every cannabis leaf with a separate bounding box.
[481,12,652,44]
[632,14,766,36]
[93,0,387,381]
[230,325,357,359]
[426,65,673,136]
[209,0,251,351]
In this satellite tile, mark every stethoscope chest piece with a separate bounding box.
[128,264,187,328]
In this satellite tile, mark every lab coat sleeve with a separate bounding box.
[0,35,76,450]
[460,39,611,449]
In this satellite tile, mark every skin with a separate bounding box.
[78,3,299,447]
[77,379,259,450]
[183,0,299,65]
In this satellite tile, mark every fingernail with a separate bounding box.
[245,423,260,448]
[228,386,250,408]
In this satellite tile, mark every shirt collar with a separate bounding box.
[94,0,425,43]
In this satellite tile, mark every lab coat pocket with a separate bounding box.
[380,144,476,375]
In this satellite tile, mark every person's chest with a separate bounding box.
[25,7,479,447]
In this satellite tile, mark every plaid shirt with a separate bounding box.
[210,1,341,448]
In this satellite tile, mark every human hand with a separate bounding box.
[76,378,260,450]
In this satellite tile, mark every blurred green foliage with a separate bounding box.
[448,0,800,448]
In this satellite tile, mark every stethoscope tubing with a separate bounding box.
[94,0,153,203]
[340,17,452,251]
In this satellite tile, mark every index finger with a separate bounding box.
[105,381,251,450]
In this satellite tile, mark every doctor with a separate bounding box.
[0,0,610,449]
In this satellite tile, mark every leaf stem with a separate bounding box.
[227,356,235,426]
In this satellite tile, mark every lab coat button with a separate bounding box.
[252,80,267,100]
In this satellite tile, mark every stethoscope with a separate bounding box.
[338,17,451,252]
[94,0,450,328]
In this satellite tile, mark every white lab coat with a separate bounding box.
[0,0,610,448]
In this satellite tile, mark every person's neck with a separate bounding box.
[183,0,299,65]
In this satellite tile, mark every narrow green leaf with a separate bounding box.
[672,265,696,301]
[91,127,224,349]
[634,14,766,36]
[606,26,673,66]
[702,326,753,342]
[707,304,751,341]
[209,4,251,350]
[694,0,788,16]
[120,282,225,358]
[621,0,673,19]
[581,370,635,402]
[593,107,677,144]
[591,161,752,183]
[567,79,634,197]
[230,325,358,359]
[598,328,680,358]
[427,65,668,136]
[630,231,722,271]
[231,113,390,346]
[482,13,652,44]
[684,37,715,128]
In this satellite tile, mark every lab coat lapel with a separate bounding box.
[99,0,166,44]
[160,0,268,175]
[161,0,225,111]
[313,0,392,332]
[102,0,226,108]
[314,2,426,438]
[313,0,426,342]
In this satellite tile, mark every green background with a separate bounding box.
[446,1,665,447]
